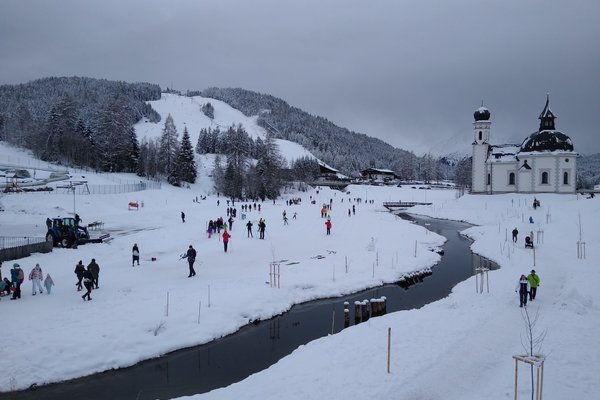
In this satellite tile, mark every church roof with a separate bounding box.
[520,130,574,153]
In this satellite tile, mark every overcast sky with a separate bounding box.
[1,0,599,155]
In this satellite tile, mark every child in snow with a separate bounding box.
[44,274,55,294]
[29,263,44,295]
[222,229,231,252]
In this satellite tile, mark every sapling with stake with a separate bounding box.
[520,307,547,400]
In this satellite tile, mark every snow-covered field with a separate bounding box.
[1,92,598,399]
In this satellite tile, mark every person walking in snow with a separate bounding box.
[132,243,140,266]
[44,274,55,294]
[352,204,355,215]
[515,274,530,307]
[222,229,231,252]
[325,219,332,235]
[29,263,44,295]
[181,211,186,223]
[207,220,215,238]
[246,220,253,238]
[258,218,266,239]
[81,268,94,301]
[182,245,197,277]
[512,228,518,243]
[527,270,540,301]
[87,259,100,289]
[228,216,234,230]
[74,260,85,291]
[10,263,24,300]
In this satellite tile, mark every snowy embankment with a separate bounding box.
[177,193,600,400]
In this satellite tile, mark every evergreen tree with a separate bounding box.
[222,125,250,199]
[171,127,197,185]
[159,114,179,177]
[255,132,284,199]
[202,102,214,119]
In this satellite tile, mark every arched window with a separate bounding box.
[487,173,491,185]
[541,171,548,185]
[509,172,515,185]
[563,172,569,185]
[478,131,482,141]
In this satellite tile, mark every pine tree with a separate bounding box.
[171,127,197,185]
[255,132,284,199]
[222,125,250,199]
[159,114,179,177]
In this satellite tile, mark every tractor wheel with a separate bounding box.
[46,233,56,246]
[61,237,73,248]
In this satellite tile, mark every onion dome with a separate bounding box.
[474,106,490,121]
[520,131,574,152]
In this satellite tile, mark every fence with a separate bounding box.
[0,236,53,262]
[54,181,162,195]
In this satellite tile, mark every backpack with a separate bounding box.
[18,269,24,280]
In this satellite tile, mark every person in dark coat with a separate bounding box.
[132,243,140,266]
[246,220,253,238]
[181,211,186,223]
[74,260,85,291]
[81,268,94,301]
[182,245,197,277]
[46,217,52,229]
[515,274,530,307]
[512,228,518,243]
[88,259,100,289]
[10,263,24,300]
[228,216,234,230]
[258,218,266,239]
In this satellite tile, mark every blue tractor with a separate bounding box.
[45,217,92,248]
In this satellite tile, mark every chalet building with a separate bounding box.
[471,96,577,194]
[360,168,397,182]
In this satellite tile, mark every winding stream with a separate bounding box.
[2,214,498,400]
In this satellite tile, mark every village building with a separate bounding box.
[360,168,397,183]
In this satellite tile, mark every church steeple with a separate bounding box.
[538,94,556,131]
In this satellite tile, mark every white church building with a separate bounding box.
[471,96,577,194]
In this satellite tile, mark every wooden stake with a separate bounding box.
[197,301,201,324]
[414,240,417,257]
[514,358,518,400]
[387,327,391,374]
[331,310,335,334]
[166,291,169,317]
[208,285,211,308]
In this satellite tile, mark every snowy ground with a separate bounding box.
[0,140,451,394]
[176,192,600,400]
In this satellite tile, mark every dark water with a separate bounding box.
[2,215,498,400]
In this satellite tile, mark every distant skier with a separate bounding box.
[512,228,518,243]
[246,220,253,238]
[515,274,530,307]
[258,218,266,239]
[132,243,140,266]
[182,245,197,277]
[325,219,332,235]
[222,229,231,252]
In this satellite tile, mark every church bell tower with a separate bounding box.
[471,105,491,193]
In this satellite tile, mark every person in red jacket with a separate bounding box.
[325,219,332,235]
[222,229,231,252]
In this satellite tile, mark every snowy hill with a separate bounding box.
[135,93,316,167]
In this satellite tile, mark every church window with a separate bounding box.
[541,171,549,185]
[487,174,491,185]
[563,172,569,185]
[509,172,515,185]
[478,131,482,141]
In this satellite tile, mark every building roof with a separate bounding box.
[520,130,574,153]
[361,167,395,175]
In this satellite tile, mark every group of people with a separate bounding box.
[515,270,540,307]
[0,262,55,300]
[74,259,99,301]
